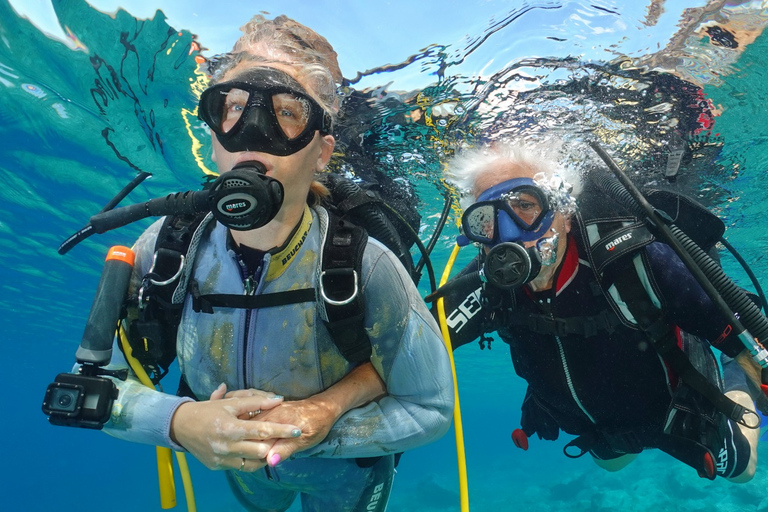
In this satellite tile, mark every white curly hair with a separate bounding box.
[445,141,582,214]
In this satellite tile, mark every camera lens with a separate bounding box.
[50,387,80,413]
[57,393,73,408]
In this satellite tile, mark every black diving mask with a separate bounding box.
[198,67,333,156]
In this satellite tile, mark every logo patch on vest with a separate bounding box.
[282,228,308,265]
[605,232,633,251]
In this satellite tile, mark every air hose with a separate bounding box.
[322,174,414,276]
[589,142,768,382]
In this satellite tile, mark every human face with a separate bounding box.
[209,62,334,215]
[474,165,572,291]
[460,177,555,246]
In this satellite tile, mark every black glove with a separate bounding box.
[520,388,560,441]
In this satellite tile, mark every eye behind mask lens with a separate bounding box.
[198,67,332,156]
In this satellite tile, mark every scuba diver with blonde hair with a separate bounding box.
[44,14,453,512]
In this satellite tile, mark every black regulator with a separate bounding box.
[483,242,543,289]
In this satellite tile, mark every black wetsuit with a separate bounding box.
[442,232,751,478]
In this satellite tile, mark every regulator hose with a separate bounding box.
[323,174,414,277]
[668,223,768,344]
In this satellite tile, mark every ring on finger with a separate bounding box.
[247,409,261,419]
[239,458,246,471]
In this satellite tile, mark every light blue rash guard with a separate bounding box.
[102,205,454,461]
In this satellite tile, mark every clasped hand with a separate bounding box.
[171,384,337,472]
[170,385,302,472]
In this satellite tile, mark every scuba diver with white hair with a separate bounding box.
[430,141,764,481]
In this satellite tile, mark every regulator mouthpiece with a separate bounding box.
[210,161,284,231]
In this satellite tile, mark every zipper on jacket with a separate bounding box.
[537,296,596,425]
[554,333,597,425]
[236,256,261,390]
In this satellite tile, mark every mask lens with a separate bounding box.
[505,191,543,227]
[463,203,497,243]
[500,185,549,230]
[219,87,251,133]
[199,85,253,134]
[272,93,312,140]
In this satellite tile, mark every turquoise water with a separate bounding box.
[3,0,768,510]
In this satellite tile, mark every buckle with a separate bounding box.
[147,251,186,286]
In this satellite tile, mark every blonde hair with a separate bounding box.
[212,15,342,117]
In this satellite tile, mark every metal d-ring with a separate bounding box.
[147,252,186,286]
[319,269,358,306]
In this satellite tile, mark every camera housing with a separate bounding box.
[42,373,118,429]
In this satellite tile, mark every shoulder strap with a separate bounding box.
[127,212,211,382]
[320,211,372,365]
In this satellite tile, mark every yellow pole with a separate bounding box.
[156,446,177,509]
[436,244,470,512]
[119,326,196,511]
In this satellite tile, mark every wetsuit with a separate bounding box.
[100,205,455,511]
[441,231,751,478]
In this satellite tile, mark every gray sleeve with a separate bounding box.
[300,240,455,458]
[99,219,193,450]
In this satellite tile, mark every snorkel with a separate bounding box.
[588,142,768,404]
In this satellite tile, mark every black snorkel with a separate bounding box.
[588,141,768,401]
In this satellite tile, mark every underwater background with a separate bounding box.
[3,0,768,510]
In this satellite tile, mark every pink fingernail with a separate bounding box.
[269,454,281,466]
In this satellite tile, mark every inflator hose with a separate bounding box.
[589,169,768,347]
[325,175,414,276]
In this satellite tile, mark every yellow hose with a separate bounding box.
[435,244,470,512]
[119,325,196,511]
[175,451,197,512]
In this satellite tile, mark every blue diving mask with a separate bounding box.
[198,67,333,156]
[458,178,555,247]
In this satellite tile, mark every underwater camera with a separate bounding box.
[42,246,134,429]
[42,372,118,429]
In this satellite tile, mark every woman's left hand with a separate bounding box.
[222,389,338,464]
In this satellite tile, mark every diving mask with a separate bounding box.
[458,177,555,247]
[198,67,333,156]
